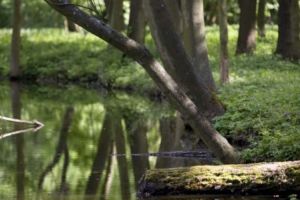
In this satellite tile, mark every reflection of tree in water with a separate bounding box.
[85,111,114,196]
[125,115,150,188]
[11,82,25,200]
[38,106,74,193]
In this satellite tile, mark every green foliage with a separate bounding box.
[206,26,300,162]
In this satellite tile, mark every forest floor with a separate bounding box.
[0,26,299,162]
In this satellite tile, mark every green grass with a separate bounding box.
[0,26,300,162]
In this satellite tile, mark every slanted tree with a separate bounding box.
[275,0,300,60]
[10,0,22,79]
[236,0,257,54]
[218,0,229,85]
[45,0,239,164]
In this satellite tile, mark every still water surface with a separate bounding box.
[0,82,282,200]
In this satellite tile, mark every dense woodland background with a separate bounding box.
[0,0,300,188]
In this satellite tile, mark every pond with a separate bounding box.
[0,82,283,200]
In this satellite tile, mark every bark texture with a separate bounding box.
[218,0,229,85]
[236,0,257,54]
[138,160,300,197]
[144,0,224,119]
[10,0,22,78]
[45,0,239,164]
[108,0,124,31]
[181,0,216,90]
[128,0,146,43]
[275,0,300,60]
[257,0,266,37]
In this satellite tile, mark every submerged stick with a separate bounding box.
[0,116,44,140]
[112,151,213,159]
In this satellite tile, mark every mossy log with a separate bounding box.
[138,160,300,198]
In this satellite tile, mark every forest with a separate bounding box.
[0,0,300,199]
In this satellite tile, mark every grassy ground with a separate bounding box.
[0,26,299,162]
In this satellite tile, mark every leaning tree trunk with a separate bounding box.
[275,0,300,60]
[138,160,300,197]
[181,0,216,91]
[236,0,257,54]
[64,17,77,32]
[127,0,146,43]
[257,0,266,37]
[218,0,229,85]
[144,0,224,120]
[10,0,22,79]
[45,0,240,164]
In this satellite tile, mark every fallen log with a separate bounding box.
[138,160,300,198]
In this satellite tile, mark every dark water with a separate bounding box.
[0,82,283,200]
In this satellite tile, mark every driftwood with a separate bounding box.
[138,160,300,198]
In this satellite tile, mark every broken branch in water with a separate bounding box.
[0,116,44,140]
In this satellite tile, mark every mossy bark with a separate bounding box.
[138,161,300,198]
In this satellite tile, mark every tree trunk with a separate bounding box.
[114,117,131,200]
[144,0,224,119]
[85,112,114,195]
[275,0,300,60]
[138,160,300,197]
[181,0,216,91]
[108,0,124,31]
[163,0,183,35]
[236,0,257,55]
[127,0,146,44]
[10,0,22,79]
[218,0,229,85]
[11,82,25,200]
[257,0,266,37]
[45,0,239,164]
[64,17,77,32]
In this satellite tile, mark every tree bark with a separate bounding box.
[127,0,146,43]
[45,0,239,164]
[218,0,229,85]
[10,0,22,79]
[236,0,257,55]
[257,0,266,37]
[64,17,77,32]
[181,0,216,91]
[108,0,124,31]
[138,160,300,197]
[144,0,224,119]
[275,0,300,60]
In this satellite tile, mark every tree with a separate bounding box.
[144,0,224,120]
[127,0,146,43]
[10,0,22,79]
[236,0,257,54]
[218,0,229,84]
[257,0,266,37]
[181,0,216,91]
[45,0,239,164]
[107,0,124,31]
[275,0,300,60]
